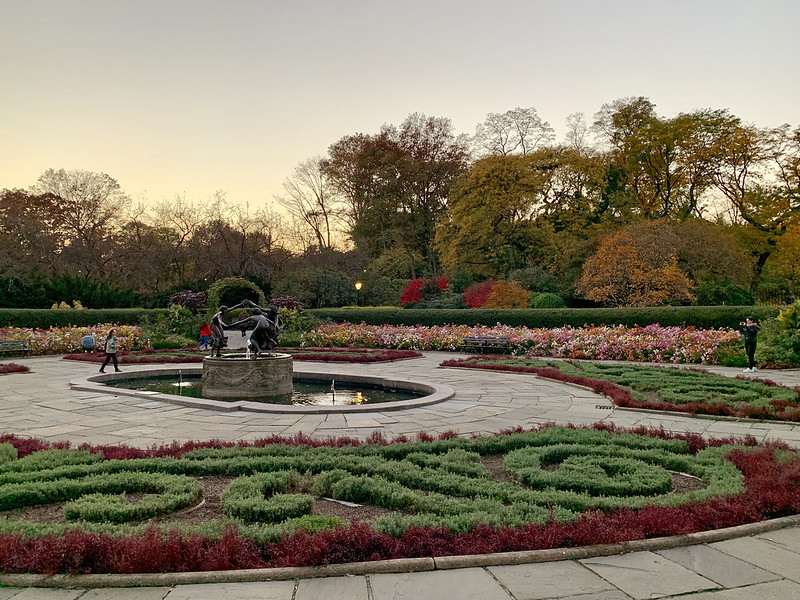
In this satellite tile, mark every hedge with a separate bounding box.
[0,308,167,329]
[308,306,779,329]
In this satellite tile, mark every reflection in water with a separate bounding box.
[107,375,418,406]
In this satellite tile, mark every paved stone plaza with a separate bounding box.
[2,353,800,599]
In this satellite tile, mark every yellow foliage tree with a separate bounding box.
[577,223,696,307]
[484,280,531,308]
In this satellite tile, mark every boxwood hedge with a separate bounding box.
[308,305,778,329]
[0,308,167,329]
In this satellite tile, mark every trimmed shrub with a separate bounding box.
[529,292,567,309]
[0,309,166,329]
[307,305,778,329]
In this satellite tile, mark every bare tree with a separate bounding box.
[474,107,555,157]
[275,157,343,252]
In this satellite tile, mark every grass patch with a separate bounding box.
[0,424,798,573]
[442,356,800,421]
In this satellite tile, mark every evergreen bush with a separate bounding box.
[308,305,779,329]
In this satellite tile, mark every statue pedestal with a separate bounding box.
[201,353,293,399]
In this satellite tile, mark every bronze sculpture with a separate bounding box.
[230,299,284,358]
[209,301,246,358]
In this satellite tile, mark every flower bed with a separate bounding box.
[63,347,422,364]
[0,363,29,375]
[0,424,798,574]
[0,325,144,356]
[441,356,800,422]
[303,322,741,364]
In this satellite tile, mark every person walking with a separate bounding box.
[99,329,121,373]
[739,317,760,373]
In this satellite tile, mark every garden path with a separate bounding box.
[2,353,800,448]
[2,352,800,599]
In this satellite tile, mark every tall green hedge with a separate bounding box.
[0,309,168,329]
[307,306,779,329]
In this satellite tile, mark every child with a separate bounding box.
[198,321,212,350]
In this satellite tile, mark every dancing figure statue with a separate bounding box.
[233,299,284,358]
[209,301,246,358]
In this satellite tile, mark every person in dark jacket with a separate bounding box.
[739,317,760,373]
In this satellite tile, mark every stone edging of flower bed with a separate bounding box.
[440,364,800,425]
[3,513,799,589]
[69,367,455,414]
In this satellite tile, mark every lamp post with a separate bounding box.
[354,281,362,306]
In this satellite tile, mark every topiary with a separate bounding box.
[530,292,567,308]
[206,277,267,315]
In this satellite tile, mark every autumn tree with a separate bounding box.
[31,169,130,278]
[323,113,469,277]
[577,221,695,306]
[436,155,539,278]
[484,280,530,308]
[0,189,67,274]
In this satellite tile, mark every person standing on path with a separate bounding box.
[198,321,212,350]
[739,316,760,373]
[99,329,121,373]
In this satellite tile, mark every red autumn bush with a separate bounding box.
[463,280,496,308]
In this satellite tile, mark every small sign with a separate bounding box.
[595,404,613,410]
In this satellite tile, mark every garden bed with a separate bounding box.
[63,347,423,364]
[0,424,799,574]
[0,363,29,375]
[441,356,800,422]
[303,322,742,364]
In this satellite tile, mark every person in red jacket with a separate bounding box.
[198,321,212,350]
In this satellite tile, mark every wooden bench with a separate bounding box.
[0,340,30,357]
[458,336,511,354]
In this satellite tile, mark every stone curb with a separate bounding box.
[69,366,455,414]
[3,514,799,589]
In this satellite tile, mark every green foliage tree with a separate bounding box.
[323,113,469,278]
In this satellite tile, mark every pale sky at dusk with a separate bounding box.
[2,0,798,212]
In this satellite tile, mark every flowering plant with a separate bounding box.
[0,324,146,356]
[302,322,740,364]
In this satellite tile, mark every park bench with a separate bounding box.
[458,335,511,354]
[0,340,30,357]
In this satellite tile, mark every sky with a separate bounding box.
[1,0,798,212]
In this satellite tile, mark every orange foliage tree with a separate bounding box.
[577,222,696,307]
[484,280,531,308]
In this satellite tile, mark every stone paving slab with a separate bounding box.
[555,592,634,600]
[677,579,800,599]
[80,588,172,599]
[580,551,718,599]
[487,561,616,599]
[166,581,295,599]
[709,537,800,582]
[1,591,85,600]
[370,568,511,600]
[655,545,780,588]
[295,576,368,600]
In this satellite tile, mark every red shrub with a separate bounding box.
[463,280,496,308]
[400,279,425,305]
[0,363,29,375]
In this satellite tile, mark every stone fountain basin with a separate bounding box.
[71,367,455,414]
